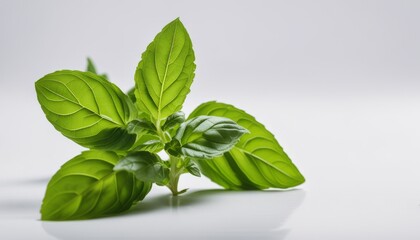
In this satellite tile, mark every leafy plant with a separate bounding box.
[35,18,305,221]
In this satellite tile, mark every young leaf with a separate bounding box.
[167,116,248,159]
[188,101,305,190]
[162,111,185,131]
[133,139,164,153]
[35,70,136,150]
[185,161,201,177]
[86,58,98,74]
[41,150,152,220]
[114,152,169,185]
[127,119,158,135]
[134,18,196,123]
[86,57,109,80]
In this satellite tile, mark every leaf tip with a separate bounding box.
[240,126,250,135]
[289,170,306,187]
[171,17,184,27]
[34,79,41,89]
[297,173,306,185]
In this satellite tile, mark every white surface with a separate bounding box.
[0,178,304,240]
[1,96,419,240]
[1,1,420,239]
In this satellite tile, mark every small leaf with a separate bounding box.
[164,138,182,156]
[35,70,137,150]
[114,152,169,185]
[133,139,164,153]
[162,111,185,131]
[168,116,248,159]
[134,18,196,123]
[177,188,188,195]
[41,150,152,220]
[86,58,98,74]
[127,119,157,135]
[189,101,305,190]
[186,161,201,177]
[86,57,109,80]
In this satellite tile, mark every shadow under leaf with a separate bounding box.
[42,188,306,240]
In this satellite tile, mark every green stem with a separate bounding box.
[155,118,185,196]
[155,119,165,140]
[167,155,183,196]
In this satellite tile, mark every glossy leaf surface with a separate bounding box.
[114,152,169,185]
[185,161,201,177]
[169,116,248,159]
[41,150,152,220]
[133,139,164,153]
[127,119,157,136]
[162,111,185,131]
[134,18,195,123]
[189,101,305,190]
[35,70,136,150]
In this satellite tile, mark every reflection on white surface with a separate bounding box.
[42,188,305,240]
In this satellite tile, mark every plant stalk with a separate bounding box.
[155,119,184,196]
[167,155,183,196]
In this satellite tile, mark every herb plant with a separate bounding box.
[35,18,305,221]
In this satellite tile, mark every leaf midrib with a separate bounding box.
[156,21,178,122]
[40,84,122,126]
[233,146,298,180]
[44,171,115,219]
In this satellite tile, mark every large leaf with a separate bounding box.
[189,101,305,190]
[167,116,248,159]
[35,70,137,150]
[134,18,196,123]
[114,152,169,185]
[41,150,152,220]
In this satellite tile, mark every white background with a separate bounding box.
[1,0,419,239]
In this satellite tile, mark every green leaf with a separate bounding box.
[127,119,158,136]
[41,150,152,220]
[134,18,196,123]
[86,57,109,80]
[35,70,136,150]
[185,161,201,177]
[114,152,169,185]
[133,139,164,153]
[164,138,182,156]
[188,101,305,190]
[127,87,136,103]
[167,116,248,159]
[86,58,97,74]
[162,111,185,131]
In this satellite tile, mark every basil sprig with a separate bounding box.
[35,18,304,221]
